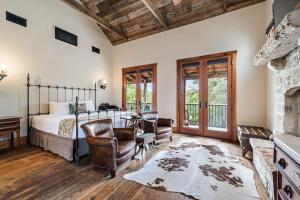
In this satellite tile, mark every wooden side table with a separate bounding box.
[135,133,156,160]
[121,115,142,128]
[0,116,22,151]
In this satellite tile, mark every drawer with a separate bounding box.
[0,122,19,128]
[0,119,20,125]
[275,147,300,191]
[0,125,20,131]
[278,173,300,200]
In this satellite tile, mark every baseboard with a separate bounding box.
[0,136,27,150]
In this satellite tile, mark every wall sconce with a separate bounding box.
[0,64,8,81]
[98,79,107,90]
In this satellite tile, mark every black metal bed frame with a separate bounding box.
[27,73,98,165]
[26,73,136,165]
[27,73,109,165]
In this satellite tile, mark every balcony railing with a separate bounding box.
[126,102,152,112]
[208,104,227,128]
[185,103,227,128]
[126,102,227,129]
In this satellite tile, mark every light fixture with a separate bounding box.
[173,0,181,6]
[98,79,107,90]
[0,64,8,81]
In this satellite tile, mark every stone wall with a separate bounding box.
[274,47,300,135]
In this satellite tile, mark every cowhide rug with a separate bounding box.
[124,141,260,200]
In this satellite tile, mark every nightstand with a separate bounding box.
[0,116,22,151]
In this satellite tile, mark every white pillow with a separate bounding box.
[78,100,95,111]
[49,102,70,115]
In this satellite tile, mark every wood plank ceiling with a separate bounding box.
[63,0,266,45]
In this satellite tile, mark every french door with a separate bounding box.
[177,51,236,140]
[122,64,157,113]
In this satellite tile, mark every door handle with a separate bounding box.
[278,158,286,169]
[199,102,202,108]
[205,102,208,108]
[283,185,292,198]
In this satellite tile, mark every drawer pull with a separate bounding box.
[283,185,292,198]
[278,158,286,169]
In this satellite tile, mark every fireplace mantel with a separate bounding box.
[255,10,300,68]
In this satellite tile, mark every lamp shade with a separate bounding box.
[173,0,181,6]
[98,79,107,89]
[0,64,7,74]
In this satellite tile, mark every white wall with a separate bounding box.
[112,2,269,128]
[0,0,113,136]
[265,0,278,131]
[0,0,272,137]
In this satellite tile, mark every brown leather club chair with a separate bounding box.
[140,112,173,142]
[81,119,136,178]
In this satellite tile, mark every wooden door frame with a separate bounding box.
[177,60,205,136]
[176,51,237,141]
[122,63,157,113]
[203,55,233,140]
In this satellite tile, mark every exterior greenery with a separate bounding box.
[126,83,152,112]
[126,84,136,104]
[185,78,228,128]
[185,78,227,104]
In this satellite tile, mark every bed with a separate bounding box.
[26,74,134,164]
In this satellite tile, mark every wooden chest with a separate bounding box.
[237,125,272,157]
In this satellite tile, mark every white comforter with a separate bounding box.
[32,111,128,139]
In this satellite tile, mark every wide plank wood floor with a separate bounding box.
[0,133,268,200]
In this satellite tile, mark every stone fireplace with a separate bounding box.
[274,47,300,136]
[284,88,300,136]
[252,9,300,200]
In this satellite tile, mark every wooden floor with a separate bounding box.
[0,133,268,200]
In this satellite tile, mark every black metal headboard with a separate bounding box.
[26,73,97,143]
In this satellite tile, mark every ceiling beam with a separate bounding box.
[62,0,127,40]
[140,0,168,28]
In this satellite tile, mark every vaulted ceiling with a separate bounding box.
[63,0,265,45]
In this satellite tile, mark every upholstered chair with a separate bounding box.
[140,112,173,142]
[81,119,136,178]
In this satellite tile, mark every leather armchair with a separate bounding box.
[140,112,173,142]
[81,119,136,178]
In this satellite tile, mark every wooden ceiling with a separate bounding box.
[183,63,228,79]
[63,0,265,45]
[125,71,153,83]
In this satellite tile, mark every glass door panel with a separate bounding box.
[122,64,157,114]
[179,61,203,135]
[125,71,137,113]
[140,69,153,112]
[205,56,230,136]
[183,65,199,128]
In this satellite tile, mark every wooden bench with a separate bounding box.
[237,125,272,157]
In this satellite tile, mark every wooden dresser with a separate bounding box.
[0,116,22,151]
[274,134,300,200]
